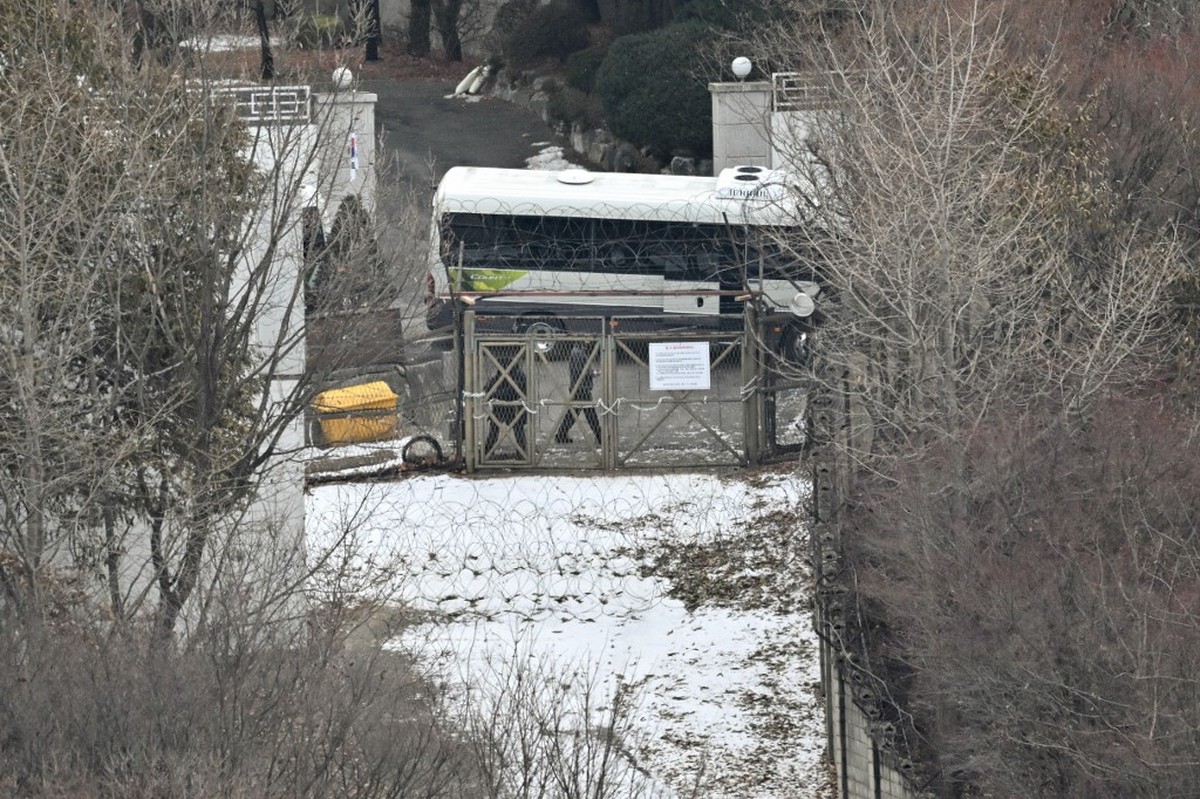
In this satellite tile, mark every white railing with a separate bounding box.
[772,71,865,112]
[210,84,311,124]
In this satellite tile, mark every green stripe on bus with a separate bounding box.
[452,268,528,292]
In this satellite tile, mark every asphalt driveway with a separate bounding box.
[351,77,570,343]
[366,77,573,199]
[321,74,577,394]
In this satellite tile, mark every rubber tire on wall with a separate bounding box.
[401,434,445,467]
[778,323,812,367]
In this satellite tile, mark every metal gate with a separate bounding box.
[460,308,810,471]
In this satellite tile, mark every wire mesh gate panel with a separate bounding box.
[461,310,810,471]
[463,314,612,471]
[758,322,814,459]
[606,319,751,469]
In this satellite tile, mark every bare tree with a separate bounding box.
[408,0,434,57]
[733,3,1200,795]
[412,0,490,62]
[748,0,1186,470]
[0,0,403,641]
[850,395,1200,796]
[0,5,718,798]
[432,0,467,61]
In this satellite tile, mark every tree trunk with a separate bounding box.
[103,505,125,622]
[407,0,431,57]
[432,0,463,62]
[255,0,274,80]
[366,0,381,61]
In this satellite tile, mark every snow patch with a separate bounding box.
[526,144,577,171]
[307,471,829,798]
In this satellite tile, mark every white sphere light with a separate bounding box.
[332,66,354,89]
[731,57,752,80]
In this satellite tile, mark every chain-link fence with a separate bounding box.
[461,308,811,471]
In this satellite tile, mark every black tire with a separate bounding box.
[401,434,444,467]
[519,316,567,360]
[778,324,813,368]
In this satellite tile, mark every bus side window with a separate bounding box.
[443,213,497,267]
[554,217,589,271]
[651,248,688,277]
[692,250,726,283]
[603,242,638,270]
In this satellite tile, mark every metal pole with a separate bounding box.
[742,301,760,465]
[463,310,477,472]
[521,341,534,466]
[602,326,616,470]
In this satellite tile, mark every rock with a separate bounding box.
[669,156,697,176]
[528,93,549,123]
[612,143,639,173]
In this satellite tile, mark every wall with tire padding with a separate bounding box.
[809,363,930,799]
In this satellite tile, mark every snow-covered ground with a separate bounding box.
[525,142,576,170]
[179,34,286,53]
[307,464,829,798]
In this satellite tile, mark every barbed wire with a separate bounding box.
[307,470,810,624]
[304,467,826,798]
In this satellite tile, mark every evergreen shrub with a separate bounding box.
[488,0,537,52]
[566,46,608,93]
[547,85,605,129]
[594,21,715,158]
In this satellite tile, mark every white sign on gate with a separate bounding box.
[648,342,711,391]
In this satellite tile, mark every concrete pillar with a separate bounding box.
[314,85,379,222]
[708,80,772,175]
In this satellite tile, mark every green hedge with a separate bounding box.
[594,21,715,158]
[546,85,605,129]
[565,46,608,93]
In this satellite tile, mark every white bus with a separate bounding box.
[424,165,823,359]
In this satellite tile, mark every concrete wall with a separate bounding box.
[315,87,379,223]
[769,110,815,170]
[71,84,384,634]
[709,79,826,175]
[810,361,929,799]
[820,633,921,799]
[180,84,384,635]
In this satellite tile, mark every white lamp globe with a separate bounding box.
[731,57,752,80]
[332,66,354,89]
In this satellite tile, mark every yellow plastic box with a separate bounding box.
[313,381,399,445]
